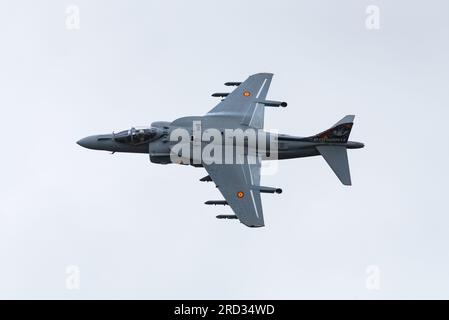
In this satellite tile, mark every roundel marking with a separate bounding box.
[237,191,245,199]
[243,91,251,97]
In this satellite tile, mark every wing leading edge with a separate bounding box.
[206,73,273,129]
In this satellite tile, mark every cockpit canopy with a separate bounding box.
[114,127,161,145]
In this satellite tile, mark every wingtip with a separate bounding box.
[251,72,274,78]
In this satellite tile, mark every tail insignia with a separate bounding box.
[313,123,353,143]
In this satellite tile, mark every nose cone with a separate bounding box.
[77,135,100,150]
[77,134,116,151]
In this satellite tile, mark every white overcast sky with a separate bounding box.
[0,0,448,299]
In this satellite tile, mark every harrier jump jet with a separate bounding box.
[77,73,364,227]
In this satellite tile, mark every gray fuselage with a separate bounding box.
[77,118,364,165]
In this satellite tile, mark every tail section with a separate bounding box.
[313,115,356,186]
[311,115,354,143]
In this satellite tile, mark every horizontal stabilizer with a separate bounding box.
[316,145,352,186]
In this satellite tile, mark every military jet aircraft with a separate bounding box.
[77,73,364,228]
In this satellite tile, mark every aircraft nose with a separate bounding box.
[77,136,98,149]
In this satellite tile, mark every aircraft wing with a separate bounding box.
[206,73,273,129]
[203,156,264,227]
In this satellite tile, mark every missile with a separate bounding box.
[216,215,238,219]
[205,200,228,206]
[258,100,287,108]
[211,93,229,98]
[258,186,283,194]
[224,82,241,86]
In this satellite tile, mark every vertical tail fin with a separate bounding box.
[311,115,354,143]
